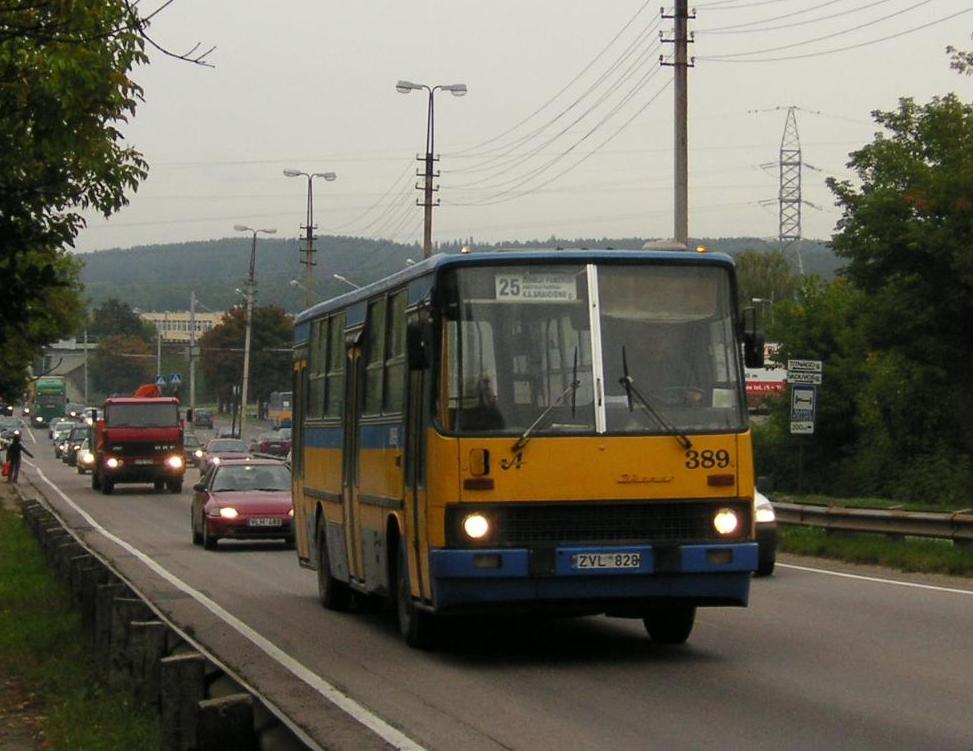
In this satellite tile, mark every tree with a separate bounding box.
[825,94,973,501]
[0,1,209,403]
[90,335,154,397]
[733,249,801,335]
[199,306,293,411]
[947,33,973,75]
[89,298,156,342]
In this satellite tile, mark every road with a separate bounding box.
[18,423,973,751]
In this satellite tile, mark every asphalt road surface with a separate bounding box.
[18,423,973,751]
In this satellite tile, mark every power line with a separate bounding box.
[697,0,895,35]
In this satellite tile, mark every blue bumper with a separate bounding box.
[429,542,758,612]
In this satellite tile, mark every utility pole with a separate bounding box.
[83,328,88,405]
[189,291,197,420]
[661,1,694,245]
[779,106,804,274]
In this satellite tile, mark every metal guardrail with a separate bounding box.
[774,501,973,547]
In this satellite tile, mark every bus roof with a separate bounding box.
[294,248,735,331]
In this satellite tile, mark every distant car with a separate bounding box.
[52,423,74,456]
[198,437,251,476]
[0,415,23,442]
[252,430,290,457]
[63,425,90,466]
[65,402,87,420]
[184,433,204,468]
[216,427,238,439]
[193,409,214,429]
[76,438,95,475]
[754,489,778,577]
[49,418,74,441]
[190,459,293,549]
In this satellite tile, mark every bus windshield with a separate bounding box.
[440,262,746,436]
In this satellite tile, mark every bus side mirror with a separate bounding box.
[407,318,430,371]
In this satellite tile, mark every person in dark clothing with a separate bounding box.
[5,432,33,484]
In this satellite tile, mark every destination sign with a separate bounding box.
[495,274,577,302]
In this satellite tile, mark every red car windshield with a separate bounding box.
[211,464,290,491]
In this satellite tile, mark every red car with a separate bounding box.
[252,428,291,457]
[190,459,293,549]
[198,437,250,476]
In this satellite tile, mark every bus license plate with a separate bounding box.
[248,518,282,527]
[572,552,641,570]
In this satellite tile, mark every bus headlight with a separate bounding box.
[219,507,238,519]
[106,457,120,469]
[713,508,739,536]
[462,513,491,540]
[166,455,184,470]
[34,416,43,423]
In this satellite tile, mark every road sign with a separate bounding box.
[788,359,822,373]
[787,371,822,384]
[155,376,167,388]
[169,373,182,386]
[790,384,816,435]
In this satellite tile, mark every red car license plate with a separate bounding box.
[248,518,282,527]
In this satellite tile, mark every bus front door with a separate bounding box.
[342,344,365,584]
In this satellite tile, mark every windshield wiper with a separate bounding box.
[619,347,693,450]
[513,347,581,453]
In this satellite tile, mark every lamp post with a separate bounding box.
[332,273,361,290]
[283,169,336,308]
[233,224,276,437]
[395,79,467,258]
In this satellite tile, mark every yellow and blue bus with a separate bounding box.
[291,249,765,647]
[268,390,293,428]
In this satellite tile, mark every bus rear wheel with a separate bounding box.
[316,519,350,611]
[643,605,696,644]
[395,544,437,649]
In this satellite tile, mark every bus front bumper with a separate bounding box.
[428,542,758,612]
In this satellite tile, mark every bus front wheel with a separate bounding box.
[316,518,350,611]
[395,544,437,650]
[643,605,696,644]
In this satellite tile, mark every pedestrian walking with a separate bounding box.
[5,432,33,484]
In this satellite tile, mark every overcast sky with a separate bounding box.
[75,0,972,255]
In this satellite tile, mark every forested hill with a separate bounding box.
[78,235,839,313]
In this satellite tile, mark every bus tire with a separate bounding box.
[643,605,695,644]
[316,518,350,611]
[395,543,437,649]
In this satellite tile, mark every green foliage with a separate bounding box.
[90,335,154,397]
[0,508,160,750]
[198,306,293,405]
[759,94,973,504]
[733,248,801,337]
[0,1,148,400]
[89,298,156,342]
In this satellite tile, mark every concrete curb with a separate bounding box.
[12,489,319,751]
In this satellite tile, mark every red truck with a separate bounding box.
[91,387,186,495]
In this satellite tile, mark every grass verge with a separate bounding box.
[0,505,160,750]
[779,525,973,577]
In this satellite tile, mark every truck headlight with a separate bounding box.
[166,455,184,469]
[106,457,120,469]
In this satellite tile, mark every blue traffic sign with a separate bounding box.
[169,373,182,386]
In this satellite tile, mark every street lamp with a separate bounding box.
[283,169,337,308]
[395,79,467,258]
[333,273,361,290]
[234,224,276,437]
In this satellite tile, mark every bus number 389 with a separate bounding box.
[684,449,731,469]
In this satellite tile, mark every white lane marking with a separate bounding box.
[779,563,973,596]
[28,464,427,751]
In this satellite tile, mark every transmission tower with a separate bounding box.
[778,106,804,274]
